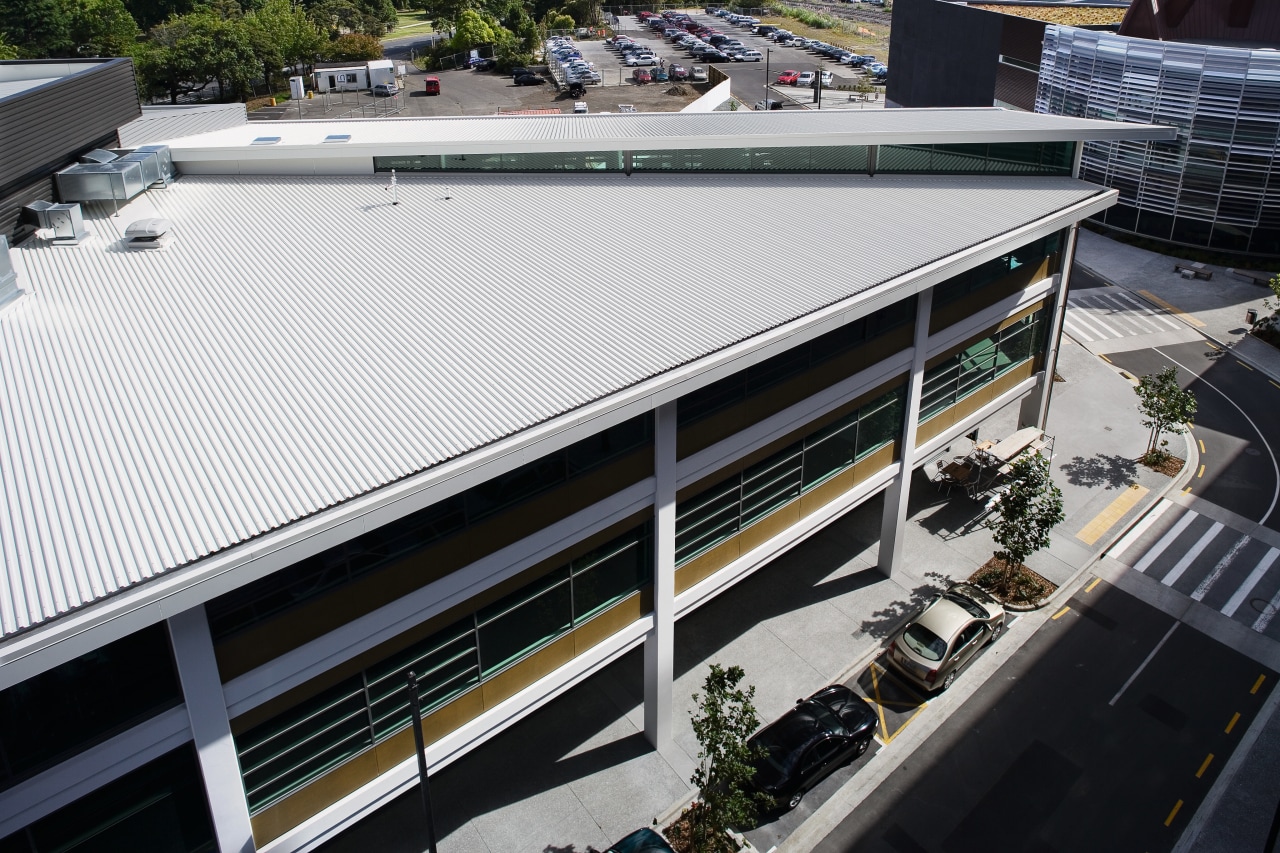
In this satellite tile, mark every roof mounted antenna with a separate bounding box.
[384,169,399,205]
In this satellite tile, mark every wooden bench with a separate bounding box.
[1174,261,1213,280]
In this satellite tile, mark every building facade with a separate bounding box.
[0,108,1170,852]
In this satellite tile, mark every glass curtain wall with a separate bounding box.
[676,385,905,565]
[919,309,1048,422]
[234,523,651,814]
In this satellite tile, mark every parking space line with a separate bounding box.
[1225,711,1241,734]
[1196,754,1214,778]
[1165,799,1184,826]
[1110,622,1178,707]
[1252,674,1266,695]
[865,663,928,744]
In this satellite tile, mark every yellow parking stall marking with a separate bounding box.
[1077,484,1150,545]
[1085,577,1102,593]
[1139,290,1207,327]
[865,663,928,744]
[1198,465,1206,478]
[1226,711,1241,734]
[1238,360,1254,371]
[1052,606,1071,620]
[1196,754,1214,778]
[1199,439,1206,454]
[1165,800,1184,826]
[1252,674,1266,695]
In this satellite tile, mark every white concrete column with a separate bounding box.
[644,401,676,753]
[1028,223,1080,431]
[879,287,934,577]
[167,605,256,853]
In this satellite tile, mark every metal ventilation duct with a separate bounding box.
[24,200,89,244]
[0,236,18,308]
[56,161,147,204]
[78,148,120,165]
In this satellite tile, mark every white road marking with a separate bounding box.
[1110,499,1174,562]
[1223,548,1280,617]
[1133,510,1199,574]
[1110,621,1179,707]
[1163,521,1225,587]
[1252,584,1280,633]
[1192,534,1250,601]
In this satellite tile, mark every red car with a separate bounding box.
[632,68,652,84]
[776,69,800,85]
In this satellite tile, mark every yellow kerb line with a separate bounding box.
[1198,465,1206,478]
[1165,799,1183,826]
[1226,711,1241,734]
[1238,360,1254,371]
[1199,439,1206,454]
[1196,754,1214,778]
[1085,577,1101,593]
[1271,379,1280,391]
[1077,485,1150,545]
[1052,606,1071,620]
[1099,353,1113,364]
[1139,290,1207,327]
[1183,486,1194,495]
[1252,674,1266,695]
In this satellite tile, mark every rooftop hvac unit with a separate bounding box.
[56,161,147,210]
[0,236,18,308]
[78,148,119,165]
[24,200,89,244]
[124,218,174,250]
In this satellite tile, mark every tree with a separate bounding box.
[0,33,18,59]
[245,0,325,90]
[541,10,572,32]
[987,451,1063,598]
[680,664,768,853]
[1134,365,1197,464]
[0,0,73,57]
[451,8,493,49]
[320,31,382,59]
[70,0,142,56]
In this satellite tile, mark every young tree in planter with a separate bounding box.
[683,664,767,853]
[1135,366,1197,465]
[988,451,1064,601]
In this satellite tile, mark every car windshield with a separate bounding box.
[901,622,947,662]
[943,591,989,620]
[750,710,823,778]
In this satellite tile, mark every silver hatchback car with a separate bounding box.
[887,583,1005,692]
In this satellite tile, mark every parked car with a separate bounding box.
[887,582,1006,693]
[626,53,659,66]
[791,37,811,48]
[511,66,530,78]
[734,49,764,62]
[423,76,440,95]
[651,66,669,82]
[820,70,833,87]
[748,685,877,812]
[471,58,498,71]
[776,69,800,85]
[691,65,708,81]
[668,63,689,80]
[632,68,652,83]
[371,82,399,96]
[754,98,785,110]
[796,71,815,87]
[513,72,546,85]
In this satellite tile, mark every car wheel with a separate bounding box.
[989,620,1003,644]
[942,669,958,691]
[787,790,804,810]
[855,736,871,757]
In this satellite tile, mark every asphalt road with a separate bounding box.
[812,580,1276,853]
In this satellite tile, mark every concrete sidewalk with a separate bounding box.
[318,318,1177,853]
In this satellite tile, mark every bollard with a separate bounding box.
[1247,308,1258,324]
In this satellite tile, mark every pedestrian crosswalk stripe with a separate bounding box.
[1133,510,1198,573]
[1162,521,1224,587]
[1253,585,1280,632]
[1192,534,1250,601]
[1223,548,1280,617]
[1111,498,1174,560]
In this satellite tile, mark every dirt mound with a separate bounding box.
[665,85,689,96]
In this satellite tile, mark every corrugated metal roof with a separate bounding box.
[166,107,1175,162]
[118,104,248,147]
[0,170,1107,638]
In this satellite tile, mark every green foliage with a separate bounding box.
[245,0,324,89]
[320,31,382,59]
[0,0,74,57]
[1134,366,1197,463]
[542,10,573,31]
[988,451,1064,589]
[70,0,142,56]
[684,664,767,852]
[451,8,494,48]
[0,32,19,59]
[418,0,470,31]
[308,0,392,37]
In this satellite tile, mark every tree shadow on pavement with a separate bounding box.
[1058,453,1139,490]
[857,570,953,639]
[544,846,601,853]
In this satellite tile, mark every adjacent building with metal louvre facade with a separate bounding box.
[0,66,1173,853]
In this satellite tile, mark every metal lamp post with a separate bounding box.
[405,671,439,853]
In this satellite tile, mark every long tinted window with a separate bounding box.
[207,414,652,641]
[0,624,180,790]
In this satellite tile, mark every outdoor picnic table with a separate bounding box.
[987,426,1043,463]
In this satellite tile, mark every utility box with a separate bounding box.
[289,75,305,100]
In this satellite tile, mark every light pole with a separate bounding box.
[405,671,439,853]
[763,47,770,109]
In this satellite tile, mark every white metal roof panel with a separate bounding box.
[118,104,249,147]
[165,108,1176,162]
[0,170,1107,638]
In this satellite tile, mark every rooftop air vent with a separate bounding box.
[0,236,19,308]
[79,149,119,165]
[25,200,89,245]
[252,136,282,145]
[124,218,174,250]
